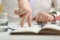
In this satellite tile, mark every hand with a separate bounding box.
[15,9,32,27]
[33,12,54,24]
[14,0,32,27]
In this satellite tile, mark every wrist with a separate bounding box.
[49,12,57,18]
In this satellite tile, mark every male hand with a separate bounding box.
[33,12,54,24]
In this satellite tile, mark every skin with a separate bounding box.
[15,0,32,27]
[33,12,54,24]
[15,0,54,27]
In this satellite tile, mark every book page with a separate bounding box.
[12,25,42,33]
[43,24,60,31]
[9,22,42,33]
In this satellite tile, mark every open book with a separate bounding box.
[10,23,60,35]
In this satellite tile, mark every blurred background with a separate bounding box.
[0,0,2,13]
[2,0,60,22]
[0,0,60,40]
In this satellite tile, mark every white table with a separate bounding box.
[0,22,60,40]
[0,30,60,40]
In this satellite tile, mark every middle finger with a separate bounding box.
[20,13,28,27]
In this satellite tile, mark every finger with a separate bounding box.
[35,16,39,22]
[49,19,53,22]
[36,16,40,22]
[19,15,23,18]
[50,17,54,22]
[19,14,24,18]
[14,10,19,15]
[20,13,28,27]
[48,16,53,22]
[38,16,43,23]
[33,13,39,20]
[28,15,32,27]
[44,17,50,24]
[33,17,35,20]
[41,16,45,23]
[45,18,49,24]
[33,15,38,20]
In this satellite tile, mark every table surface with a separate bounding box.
[0,22,60,40]
[0,30,60,40]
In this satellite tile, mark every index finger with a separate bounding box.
[20,13,28,27]
[28,15,32,27]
